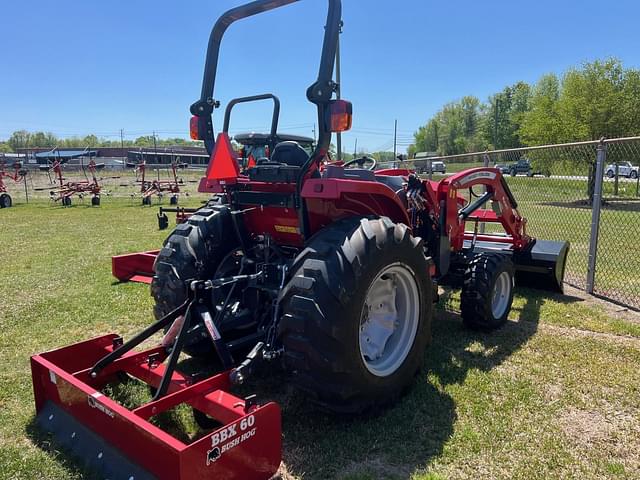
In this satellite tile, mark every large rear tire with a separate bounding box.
[279,217,434,413]
[460,253,514,331]
[151,203,237,357]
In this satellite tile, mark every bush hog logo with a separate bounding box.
[206,414,256,466]
[206,447,221,465]
[87,393,115,418]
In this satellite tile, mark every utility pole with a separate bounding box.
[152,131,158,161]
[493,97,500,149]
[335,20,343,161]
[312,123,316,143]
[120,128,125,170]
[152,131,159,180]
[393,119,398,161]
[354,138,357,158]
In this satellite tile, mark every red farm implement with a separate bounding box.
[49,159,102,206]
[33,1,570,479]
[0,160,27,208]
[136,160,182,206]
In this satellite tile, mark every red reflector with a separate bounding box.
[247,154,256,169]
[206,133,241,182]
[189,116,199,140]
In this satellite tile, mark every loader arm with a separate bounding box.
[437,167,530,251]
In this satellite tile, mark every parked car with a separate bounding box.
[418,160,446,175]
[429,161,446,174]
[508,159,533,177]
[494,163,510,174]
[605,161,639,179]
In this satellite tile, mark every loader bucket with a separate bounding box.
[513,239,570,293]
[112,250,159,284]
[31,334,281,480]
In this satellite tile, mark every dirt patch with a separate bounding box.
[562,285,640,323]
[561,408,613,448]
[539,323,640,348]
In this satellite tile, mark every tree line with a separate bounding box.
[0,131,203,153]
[408,58,640,157]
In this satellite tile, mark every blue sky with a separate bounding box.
[1,0,639,152]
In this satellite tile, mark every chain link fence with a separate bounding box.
[404,137,640,310]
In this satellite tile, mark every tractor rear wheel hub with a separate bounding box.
[359,263,420,377]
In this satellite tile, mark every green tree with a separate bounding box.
[558,58,631,140]
[134,136,156,147]
[520,74,563,145]
[7,130,31,150]
[412,96,485,156]
[482,82,531,149]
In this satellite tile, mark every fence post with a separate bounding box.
[586,139,606,294]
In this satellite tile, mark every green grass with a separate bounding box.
[1,197,640,479]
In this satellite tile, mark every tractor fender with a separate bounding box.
[302,178,411,229]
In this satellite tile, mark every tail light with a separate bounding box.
[190,116,200,140]
[325,99,353,132]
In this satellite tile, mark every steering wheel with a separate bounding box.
[343,155,377,171]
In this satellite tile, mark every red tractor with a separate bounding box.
[32,1,569,479]
[0,160,27,208]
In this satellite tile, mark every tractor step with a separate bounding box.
[112,250,159,284]
[31,334,281,480]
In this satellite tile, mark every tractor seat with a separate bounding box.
[270,141,309,167]
[247,142,307,183]
[322,164,377,181]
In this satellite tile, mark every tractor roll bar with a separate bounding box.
[223,94,280,139]
[191,0,342,162]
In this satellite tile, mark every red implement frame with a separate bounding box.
[0,161,25,193]
[112,250,159,284]
[137,161,181,203]
[50,159,101,203]
[31,334,281,480]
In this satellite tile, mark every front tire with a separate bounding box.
[631,171,638,179]
[279,217,434,413]
[461,253,514,331]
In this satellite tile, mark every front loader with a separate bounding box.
[32,1,569,479]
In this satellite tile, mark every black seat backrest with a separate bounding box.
[270,141,309,167]
[323,164,376,181]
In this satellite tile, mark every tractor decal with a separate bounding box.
[456,170,497,186]
[207,415,257,465]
